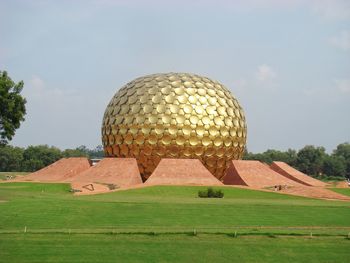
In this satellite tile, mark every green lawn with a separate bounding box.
[330,188,350,197]
[0,183,349,230]
[0,234,349,263]
[0,182,349,262]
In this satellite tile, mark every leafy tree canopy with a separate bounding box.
[0,145,24,171]
[333,143,350,178]
[0,71,26,145]
[296,145,326,176]
[22,145,62,171]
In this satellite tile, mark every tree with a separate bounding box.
[62,148,88,157]
[243,148,297,166]
[323,155,346,178]
[76,145,89,154]
[296,145,326,176]
[89,145,104,158]
[22,145,62,172]
[72,145,105,158]
[21,159,44,172]
[333,143,350,178]
[0,71,26,145]
[0,145,24,171]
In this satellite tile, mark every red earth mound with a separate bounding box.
[278,185,350,201]
[21,158,91,182]
[145,158,223,186]
[270,161,327,187]
[67,158,143,193]
[222,160,350,201]
[222,160,301,188]
[335,181,350,188]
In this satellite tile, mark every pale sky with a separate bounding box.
[1,0,349,153]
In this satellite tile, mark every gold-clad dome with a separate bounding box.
[102,73,247,181]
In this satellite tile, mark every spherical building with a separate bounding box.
[102,73,247,181]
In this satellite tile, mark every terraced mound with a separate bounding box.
[270,161,327,187]
[335,181,350,188]
[279,185,350,201]
[68,158,142,194]
[21,158,91,182]
[145,159,223,186]
[222,160,350,201]
[222,160,301,188]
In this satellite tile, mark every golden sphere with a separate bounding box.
[102,73,247,181]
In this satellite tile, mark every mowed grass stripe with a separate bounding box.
[0,183,349,230]
[330,188,350,197]
[1,183,350,262]
[0,234,349,263]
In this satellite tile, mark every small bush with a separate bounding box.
[107,184,119,190]
[69,189,82,193]
[198,190,207,198]
[198,187,224,198]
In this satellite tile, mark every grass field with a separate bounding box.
[1,234,349,263]
[0,182,349,262]
[330,188,350,197]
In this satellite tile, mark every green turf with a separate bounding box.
[0,183,350,231]
[0,234,349,263]
[1,182,350,262]
[330,188,350,197]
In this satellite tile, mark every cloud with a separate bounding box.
[25,75,66,101]
[329,30,350,51]
[29,75,45,93]
[0,46,8,63]
[232,78,248,90]
[256,64,276,82]
[335,79,350,93]
[91,0,350,20]
[93,0,299,7]
[15,74,110,149]
[311,0,350,20]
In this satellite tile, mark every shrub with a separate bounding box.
[198,187,224,198]
[198,190,208,198]
[69,189,82,193]
[106,184,119,190]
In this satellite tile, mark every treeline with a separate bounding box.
[0,145,104,172]
[0,143,349,179]
[243,143,350,180]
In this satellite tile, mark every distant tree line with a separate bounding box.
[0,145,104,172]
[244,143,350,180]
[0,143,349,179]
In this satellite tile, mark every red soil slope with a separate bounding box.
[270,161,327,187]
[145,159,223,186]
[21,158,91,182]
[68,158,142,193]
[336,181,350,188]
[223,160,301,188]
[223,160,350,201]
[279,185,350,201]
